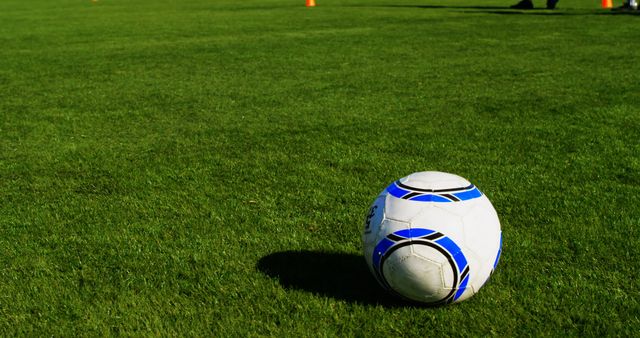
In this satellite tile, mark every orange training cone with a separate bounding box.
[306,0,316,7]
[602,0,613,8]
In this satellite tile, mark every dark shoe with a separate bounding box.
[511,0,534,9]
[546,0,559,9]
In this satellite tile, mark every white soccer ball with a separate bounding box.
[362,171,502,305]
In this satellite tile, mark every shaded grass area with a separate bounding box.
[0,0,639,335]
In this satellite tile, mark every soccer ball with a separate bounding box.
[362,171,502,305]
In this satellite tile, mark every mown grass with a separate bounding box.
[1,0,639,335]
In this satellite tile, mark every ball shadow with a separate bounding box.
[257,250,406,307]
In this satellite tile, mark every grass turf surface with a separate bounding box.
[1,0,639,335]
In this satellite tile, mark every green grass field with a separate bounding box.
[1,0,639,335]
